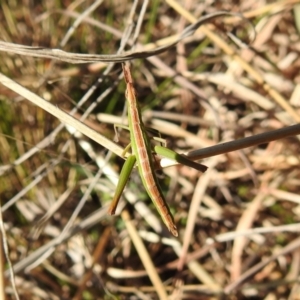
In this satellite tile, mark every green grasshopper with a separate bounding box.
[108,63,207,236]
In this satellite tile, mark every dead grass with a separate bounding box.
[1,0,300,299]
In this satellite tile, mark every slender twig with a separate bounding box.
[187,124,300,160]
[0,12,251,63]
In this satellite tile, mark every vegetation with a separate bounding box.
[1,1,300,299]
